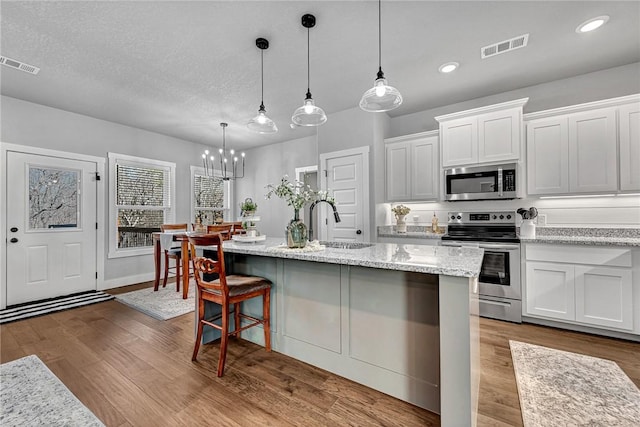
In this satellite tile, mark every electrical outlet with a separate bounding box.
[537,214,547,226]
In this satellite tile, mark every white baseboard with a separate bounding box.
[99,272,156,290]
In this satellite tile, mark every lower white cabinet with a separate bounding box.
[526,262,575,321]
[524,245,634,332]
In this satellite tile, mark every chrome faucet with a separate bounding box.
[308,200,341,241]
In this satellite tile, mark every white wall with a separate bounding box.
[1,95,211,286]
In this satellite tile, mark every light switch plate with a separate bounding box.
[537,214,547,226]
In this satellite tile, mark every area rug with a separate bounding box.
[115,283,195,320]
[0,291,114,324]
[510,340,640,427]
[1,355,105,426]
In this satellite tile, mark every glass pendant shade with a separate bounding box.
[292,94,327,127]
[360,75,403,112]
[247,105,277,133]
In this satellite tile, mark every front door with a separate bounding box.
[6,151,98,306]
[321,147,369,242]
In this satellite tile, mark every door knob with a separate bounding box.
[356,229,362,235]
[10,227,18,232]
[10,238,18,243]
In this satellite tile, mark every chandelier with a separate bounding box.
[201,122,245,180]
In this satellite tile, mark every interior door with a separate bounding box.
[6,152,97,305]
[321,150,367,242]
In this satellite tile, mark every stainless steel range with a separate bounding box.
[441,211,522,323]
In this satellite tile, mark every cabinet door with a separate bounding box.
[568,108,617,193]
[478,109,520,163]
[526,117,569,195]
[411,136,439,200]
[441,118,477,167]
[525,262,575,321]
[575,266,633,330]
[619,103,640,191]
[386,142,411,201]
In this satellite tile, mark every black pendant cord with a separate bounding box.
[260,48,265,109]
[378,0,382,70]
[307,26,311,95]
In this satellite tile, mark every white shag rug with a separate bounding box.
[115,283,195,320]
[1,355,105,426]
[510,340,640,427]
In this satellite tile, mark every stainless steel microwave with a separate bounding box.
[444,163,517,201]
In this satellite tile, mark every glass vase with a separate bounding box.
[286,209,308,248]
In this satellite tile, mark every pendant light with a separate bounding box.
[247,38,278,134]
[201,123,245,181]
[359,0,403,112]
[291,14,327,127]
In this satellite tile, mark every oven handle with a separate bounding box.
[441,241,520,251]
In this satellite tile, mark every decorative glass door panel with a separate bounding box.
[28,167,81,230]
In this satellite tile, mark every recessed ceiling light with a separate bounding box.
[439,62,459,73]
[576,15,609,33]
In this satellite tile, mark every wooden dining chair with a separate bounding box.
[206,224,233,240]
[160,223,188,291]
[188,233,272,377]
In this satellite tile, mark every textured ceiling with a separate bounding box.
[2,1,639,150]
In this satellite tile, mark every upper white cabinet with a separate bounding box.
[526,95,640,196]
[385,131,439,202]
[568,108,617,193]
[436,98,528,168]
[619,102,640,191]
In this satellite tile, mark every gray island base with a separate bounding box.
[199,238,483,427]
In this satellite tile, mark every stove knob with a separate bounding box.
[456,215,462,220]
[492,215,497,219]
[499,215,504,219]
[450,215,456,220]
[507,214,512,219]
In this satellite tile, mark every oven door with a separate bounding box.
[441,241,521,300]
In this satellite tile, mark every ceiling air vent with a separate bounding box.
[481,34,529,59]
[0,55,40,75]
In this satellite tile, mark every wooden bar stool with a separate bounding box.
[160,223,188,291]
[188,233,272,377]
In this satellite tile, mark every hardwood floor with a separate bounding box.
[2,283,639,426]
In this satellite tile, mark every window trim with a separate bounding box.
[108,152,176,258]
[190,166,233,226]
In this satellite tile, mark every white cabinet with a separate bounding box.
[526,95,640,196]
[568,108,618,193]
[619,103,640,191]
[385,132,439,201]
[575,266,633,330]
[524,244,634,332]
[526,261,575,321]
[526,117,569,194]
[436,98,528,168]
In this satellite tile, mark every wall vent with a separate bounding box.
[481,34,529,59]
[0,55,40,75]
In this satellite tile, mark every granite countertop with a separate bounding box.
[377,225,640,247]
[222,237,483,278]
[377,225,445,239]
[521,227,640,247]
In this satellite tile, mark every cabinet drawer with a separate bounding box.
[526,244,632,267]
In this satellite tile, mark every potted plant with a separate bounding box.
[240,198,258,217]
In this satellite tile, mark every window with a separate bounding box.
[108,153,175,258]
[190,166,232,227]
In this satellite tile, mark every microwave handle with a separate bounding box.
[497,167,503,196]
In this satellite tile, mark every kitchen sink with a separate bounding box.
[320,241,375,249]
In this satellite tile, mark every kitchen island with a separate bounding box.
[201,238,484,426]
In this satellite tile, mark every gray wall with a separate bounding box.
[234,134,318,239]
[1,95,210,282]
[389,62,640,138]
